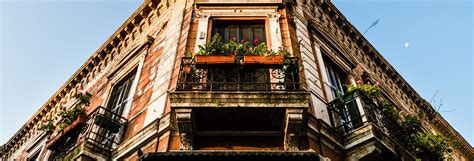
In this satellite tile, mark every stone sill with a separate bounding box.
[170,91,309,108]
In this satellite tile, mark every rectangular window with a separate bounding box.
[27,150,40,161]
[107,70,136,116]
[324,60,345,98]
[324,58,363,134]
[212,20,266,44]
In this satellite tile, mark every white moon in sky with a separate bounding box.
[404,42,410,48]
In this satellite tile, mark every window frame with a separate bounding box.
[211,20,267,44]
[106,68,138,117]
[208,17,270,46]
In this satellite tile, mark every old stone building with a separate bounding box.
[1,0,473,160]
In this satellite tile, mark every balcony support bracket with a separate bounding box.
[284,108,303,151]
[176,108,194,150]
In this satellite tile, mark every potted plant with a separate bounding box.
[237,39,287,66]
[45,92,91,150]
[194,33,235,65]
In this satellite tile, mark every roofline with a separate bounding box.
[432,113,474,156]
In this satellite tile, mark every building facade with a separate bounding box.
[1,0,473,160]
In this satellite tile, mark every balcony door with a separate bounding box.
[209,20,270,90]
[324,60,363,133]
[97,70,136,148]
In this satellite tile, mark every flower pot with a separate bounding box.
[195,55,235,65]
[94,114,123,133]
[243,55,284,65]
[45,115,87,150]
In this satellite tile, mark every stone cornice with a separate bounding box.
[431,113,474,158]
[1,0,161,157]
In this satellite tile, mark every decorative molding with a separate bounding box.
[284,108,304,151]
[175,109,193,150]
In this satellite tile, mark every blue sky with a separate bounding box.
[1,0,472,146]
[332,0,473,144]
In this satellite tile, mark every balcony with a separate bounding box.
[46,106,127,160]
[170,57,309,151]
[327,90,415,161]
[176,57,301,92]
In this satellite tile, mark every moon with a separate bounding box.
[404,42,410,48]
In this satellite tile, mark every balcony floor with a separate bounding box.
[169,91,310,108]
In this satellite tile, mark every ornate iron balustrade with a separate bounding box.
[327,89,398,136]
[80,106,128,151]
[176,57,302,91]
[49,106,128,160]
[327,89,417,160]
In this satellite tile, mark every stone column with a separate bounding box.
[268,13,283,51]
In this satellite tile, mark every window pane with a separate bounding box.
[211,20,266,44]
[324,61,345,97]
[253,27,266,43]
[241,27,252,43]
[214,27,225,41]
[228,26,239,43]
[107,71,136,115]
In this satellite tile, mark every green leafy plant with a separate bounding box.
[55,92,91,132]
[347,81,381,98]
[40,119,54,133]
[195,34,290,57]
[347,81,398,120]
[412,133,458,161]
[197,33,225,55]
[347,81,457,160]
[249,42,270,56]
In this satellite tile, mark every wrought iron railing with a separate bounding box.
[327,89,398,135]
[80,106,128,151]
[327,90,416,160]
[176,57,302,91]
[49,106,127,159]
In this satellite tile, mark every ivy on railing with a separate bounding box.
[347,81,399,121]
[347,81,458,161]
